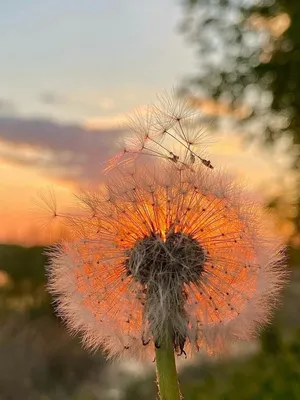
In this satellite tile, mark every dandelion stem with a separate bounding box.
[155,330,181,400]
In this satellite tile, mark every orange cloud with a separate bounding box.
[84,105,148,130]
[188,98,252,120]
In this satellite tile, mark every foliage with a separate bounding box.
[0,244,106,400]
[122,327,300,399]
[180,0,300,237]
[0,244,51,317]
[0,243,297,399]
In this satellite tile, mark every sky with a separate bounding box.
[0,0,286,245]
[1,0,196,121]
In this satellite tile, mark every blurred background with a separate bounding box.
[0,1,299,399]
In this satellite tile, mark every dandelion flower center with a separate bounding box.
[125,232,206,285]
[124,231,206,353]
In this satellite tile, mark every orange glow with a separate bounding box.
[0,129,289,246]
[0,161,72,245]
[189,97,251,120]
[248,12,291,38]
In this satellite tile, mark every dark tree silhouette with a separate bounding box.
[180,0,300,239]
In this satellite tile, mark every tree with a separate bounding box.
[180,0,300,243]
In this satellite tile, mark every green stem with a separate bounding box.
[155,332,181,400]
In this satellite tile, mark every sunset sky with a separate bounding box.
[0,1,287,245]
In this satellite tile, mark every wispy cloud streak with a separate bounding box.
[0,116,124,182]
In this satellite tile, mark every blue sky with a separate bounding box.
[1,0,195,122]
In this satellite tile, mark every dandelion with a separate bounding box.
[45,95,286,400]
[104,91,215,173]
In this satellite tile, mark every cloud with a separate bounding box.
[84,113,129,130]
[39,92,64,105]
[84,105,148,130]
[0,116,124,183]
[0,99,16,115]
[38,91,115,112]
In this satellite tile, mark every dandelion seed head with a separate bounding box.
[47,158,286,361]
[105,91,214,173]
